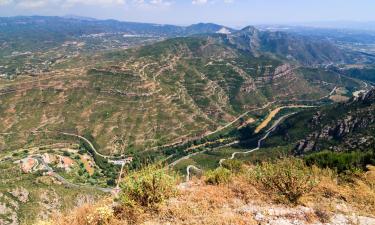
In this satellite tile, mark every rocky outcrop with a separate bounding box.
[295,89,375,155]
[295,115,375,154]
[9,187,29,203]
[255,64,296,85]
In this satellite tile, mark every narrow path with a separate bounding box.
[34,155,113,193]
[254,105,316,134]
[185,112,297,181]
[204,101,275,137]
[219,112,297,166]
[165,102,276,162]
[60,132,127,160]
[184,104,316,181]
[169,150,208,167]
[186,165,202,182]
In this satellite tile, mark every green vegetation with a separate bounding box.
[251,158,318,204]
[221,159,244,174]
[205,167,232,185]
[0,159,103,224]
[78,138,120,185]
[304,150,375,173]
[119,165,177,208]
[342,66,375,83]
[2,16,375,225]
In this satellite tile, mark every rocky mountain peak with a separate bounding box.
[362,88,375,103]
[238,26,259,36]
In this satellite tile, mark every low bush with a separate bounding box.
[205,167,231,185]
[33,200,120,225]
[221,159,244,174]
[119,165,177,209]
[252,158,318,204]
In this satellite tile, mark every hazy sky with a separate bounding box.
[0,0,374,27]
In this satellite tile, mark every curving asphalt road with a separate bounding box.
[60,132,128,161]
[34,155,114,193]
[218,112,298,166]
[185,109,310,181]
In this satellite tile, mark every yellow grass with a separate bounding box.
[329,95,350,103]
[254,108,281,133]
[238,117,256,129]
[41,164,375,225]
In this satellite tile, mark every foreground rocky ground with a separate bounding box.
[35,163,375,225]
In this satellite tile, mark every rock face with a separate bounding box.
[9,187,29,203]
[221,26,350,66]
[294,89,375,155]
[251,64,297,86]
[0,192,20,225]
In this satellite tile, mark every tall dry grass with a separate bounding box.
[37,159,375,225]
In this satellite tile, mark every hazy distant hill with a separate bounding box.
[216,26,364,65]
[0,16,232,37]
[0,16,233,51]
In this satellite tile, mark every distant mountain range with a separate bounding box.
[1,16,375,225]
[2,16,374,66]
[0,16,234,38]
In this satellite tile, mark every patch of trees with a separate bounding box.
[304,150,375,173]
[78,137,120,186]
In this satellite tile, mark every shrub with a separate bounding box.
[304,150,375,173]
[86,205,114,225]
[252,158,318,204]
[221,159,244,174]
[33,221,53,225]
[119,165,177,209]
[33,200,121,225]
[205,167,231,185]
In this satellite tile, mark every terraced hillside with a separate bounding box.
[0,32,366,157]
[1,17,375,225]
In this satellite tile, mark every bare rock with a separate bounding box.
[9,187,29,203]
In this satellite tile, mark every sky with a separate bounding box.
[0,0,374,27]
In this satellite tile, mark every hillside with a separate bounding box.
[0,35,364,156]
[0,16,233,56]
[263,89,375,155]
[217,26,349,65]
[0,17,374,225]
[35,160,375,225]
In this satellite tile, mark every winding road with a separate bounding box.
[186,165,202,182]
[218,112,297,166]
[60,132,128,160]
[179,86,341,172]
[33,155,114,193]
[184,104,316,181]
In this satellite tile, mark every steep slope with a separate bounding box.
[218,26,351,65]
[36,162,375,225]
[265,89,375,154]
[0,35,364,155]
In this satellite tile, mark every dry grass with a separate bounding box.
[154,180,258,225]
[249,159,319,204]
[34,199,127,225]
[303,166,375,217]
[40,163,375,225]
